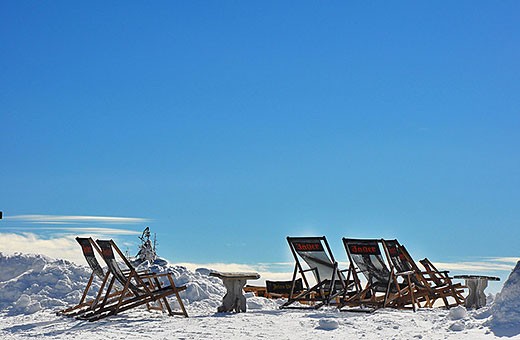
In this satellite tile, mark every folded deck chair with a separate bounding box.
[383,239,465,308]
[281,236,353,309]
[78,239,188,321]
[417,255,466,307]
[341,238,427,312]
[57,237,117,317]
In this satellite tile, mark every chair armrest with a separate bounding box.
[395,270,415,277]
[122,269,150,275]
[139,272,173,278]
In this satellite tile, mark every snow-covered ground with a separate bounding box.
[1,252,519,339]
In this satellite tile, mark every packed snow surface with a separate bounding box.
[1,252,519,339]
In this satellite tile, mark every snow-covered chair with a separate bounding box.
[280,236,354,309]
[341,238,430,312]
[77,239,188,321]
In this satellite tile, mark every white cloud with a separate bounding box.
[0,233,87,265]
[6,214,150,224]
[485,257,520,265]
[0,232,292,285]
[432,261,516,272]
[176,262,292,285]
[0,231,140,266]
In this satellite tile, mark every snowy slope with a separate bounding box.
[1,252,519,339]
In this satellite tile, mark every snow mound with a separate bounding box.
[490,261,520,329]
[449,321,465,332]
[317,318,339,330]
[448,305,467,320]
[0,252,92,314]
[0,252,276,316]
[246,296,280,310]
[133,260,227,312]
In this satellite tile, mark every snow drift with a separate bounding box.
[0,252,277,317]
[489,260,520,335]
[0,253,92,315]
[0,252,226,315]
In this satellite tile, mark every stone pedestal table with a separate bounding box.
[454,275,500,309]
[210,271,260,313]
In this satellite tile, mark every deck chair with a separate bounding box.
[341,238,428,312]
[281,236,353,309]
[417,255,466,307]
[57,237,118,317]
[78,239,188,321]
[383,239,465,308]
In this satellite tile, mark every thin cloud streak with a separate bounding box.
[41,227,141,235]
[485,257,520,264]
[7,214,150,224]
[433,261,516,272]
[0,226,140,235]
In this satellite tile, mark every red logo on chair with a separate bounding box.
[349,244,379,255]
[81,244,94,257]
[294,242,324,252]
[102,248,114,258]
[388,246,399,257]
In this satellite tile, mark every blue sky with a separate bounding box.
[1,1,519,288]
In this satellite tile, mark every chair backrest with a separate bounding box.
[287,236,344,284]
[418,257,449,286]
[343,238,391,289]
[383,239,424,287]
[76,237,105,279]
[96,240,143,294]
[383,239,414,273]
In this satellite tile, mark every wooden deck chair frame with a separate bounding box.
[341,238,426,312]
[382,239,465,308]
[57,237,121,317]
[417,255,466,307]
[78,239,188,321]
[281,236,353,309]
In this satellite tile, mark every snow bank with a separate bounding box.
[3,251,518,340]
[490,260,520,331]
[0,252,239,316]
[0,252,92,315]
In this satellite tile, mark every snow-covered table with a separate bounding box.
[454,275,500,309]
[210,271,260,313]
